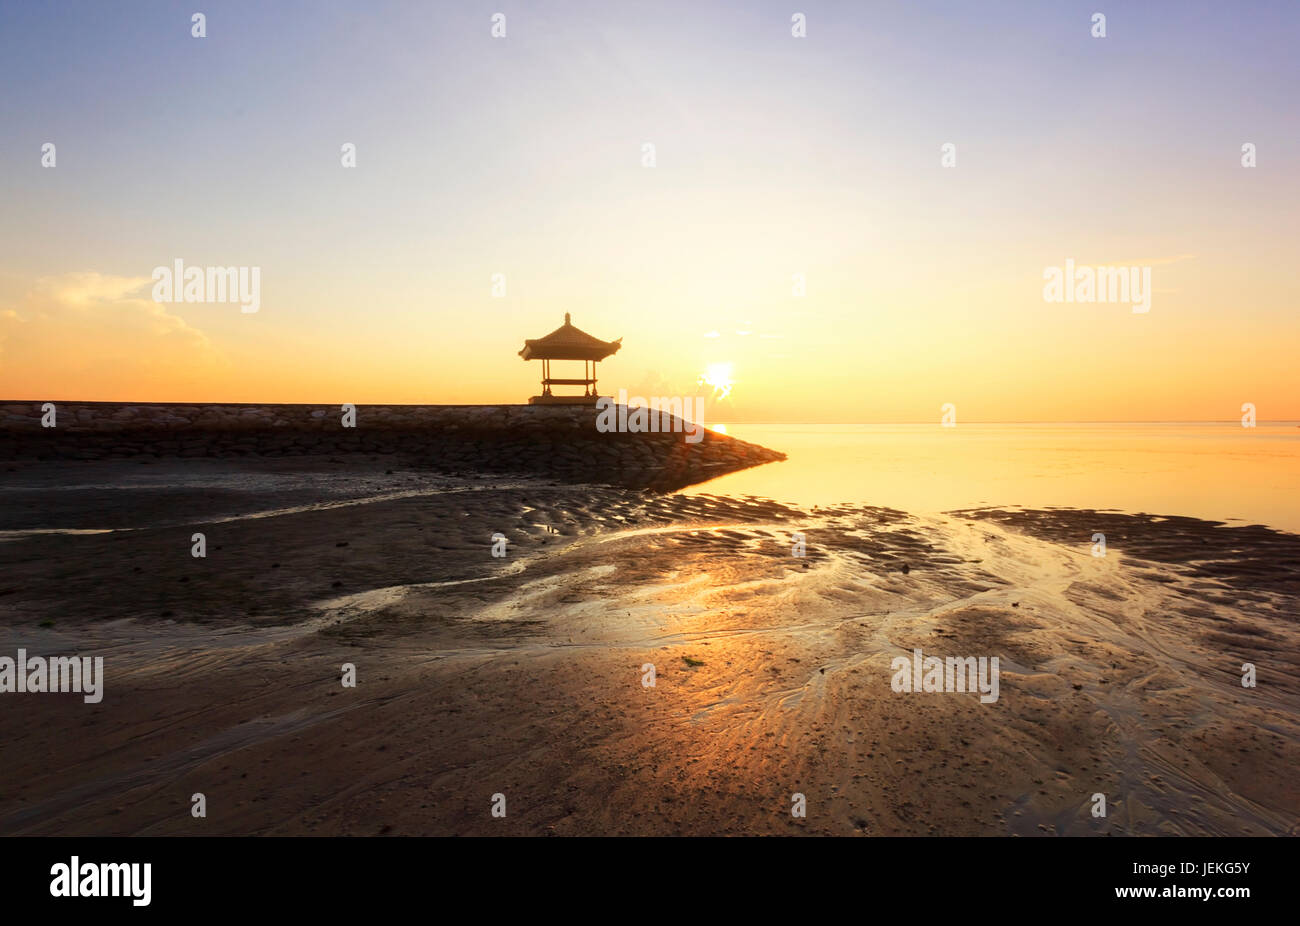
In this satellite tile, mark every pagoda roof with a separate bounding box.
[519,313,622,361]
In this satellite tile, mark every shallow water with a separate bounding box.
[2,468,1296,835]
[684,423,1300,533]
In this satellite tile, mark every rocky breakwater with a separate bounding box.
[0,402,785,491]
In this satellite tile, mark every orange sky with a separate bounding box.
[2,2,1297,422]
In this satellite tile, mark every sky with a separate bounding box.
[1,0,1297,422]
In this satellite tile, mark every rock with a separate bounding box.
[0,402,785,489]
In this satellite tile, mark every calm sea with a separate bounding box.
[683,423,1300,533]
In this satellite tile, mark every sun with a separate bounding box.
[699,362,734,400]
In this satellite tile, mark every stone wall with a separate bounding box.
[0,402,785,491]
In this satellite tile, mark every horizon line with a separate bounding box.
[2,399,1296,427]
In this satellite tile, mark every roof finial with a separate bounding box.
[565,312,571,324]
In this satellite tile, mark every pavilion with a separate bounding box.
[518,313,622,405]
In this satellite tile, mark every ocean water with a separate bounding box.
[683,423,1300,533]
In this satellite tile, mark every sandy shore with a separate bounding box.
[1,459,1297,835]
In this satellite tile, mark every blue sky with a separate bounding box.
[1,1,1297,418]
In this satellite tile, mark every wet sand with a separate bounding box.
[1,459,1297,835]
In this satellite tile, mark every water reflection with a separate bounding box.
[686,423,1300,532]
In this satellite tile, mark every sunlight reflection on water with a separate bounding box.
[682,423,1300,533]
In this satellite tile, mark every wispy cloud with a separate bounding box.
[0,272,225,397]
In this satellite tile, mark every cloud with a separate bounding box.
[1120,253,1196,267]
[0,272,226,398]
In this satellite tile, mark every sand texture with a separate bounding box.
[1,459,1297,836]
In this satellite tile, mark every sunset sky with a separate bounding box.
[1,0,1297,422]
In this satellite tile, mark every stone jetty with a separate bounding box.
[0,402,785,491]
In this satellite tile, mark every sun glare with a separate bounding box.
[699,362,734,400]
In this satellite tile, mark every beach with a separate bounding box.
[2,455,1296,836]
[4,3,1299,910]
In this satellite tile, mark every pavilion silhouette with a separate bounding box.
[518,313,621,405]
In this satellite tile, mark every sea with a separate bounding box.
[682,422,1300,533]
